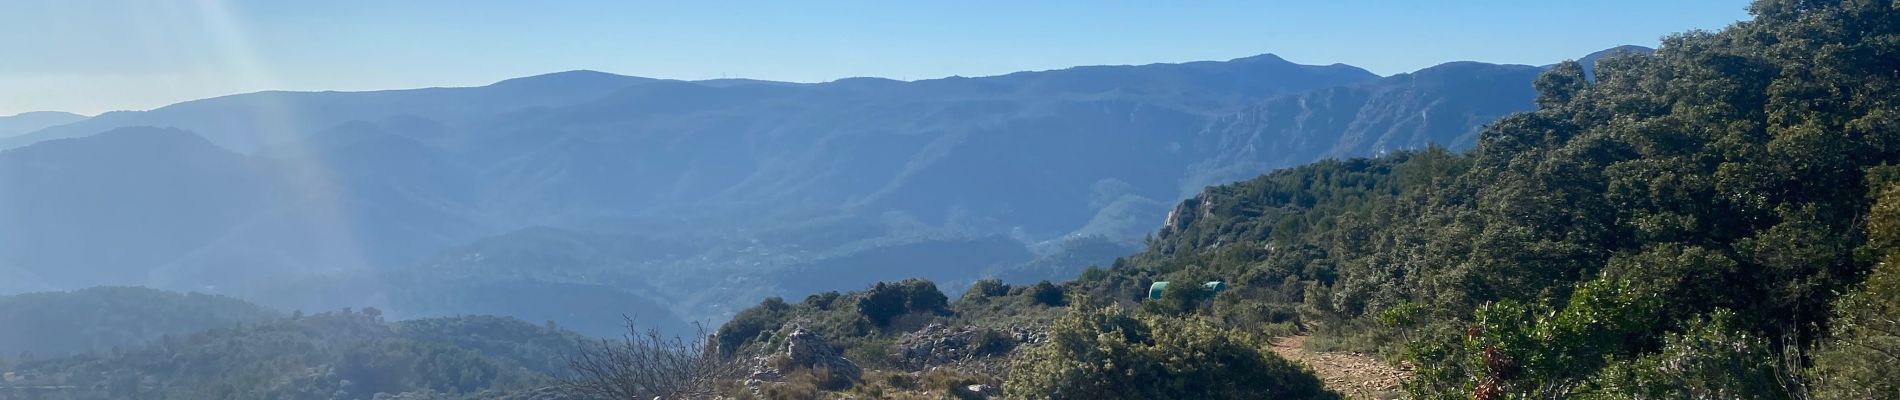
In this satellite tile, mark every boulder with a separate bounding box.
[893,324,1043,369]
[784,327,862,385]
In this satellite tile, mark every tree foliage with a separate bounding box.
[1005,306,1336,400]
[1056,0,1900,397]
[0,286,279,357]
[698,2,1900,398]
[857,279,950,329]
[1807,183,1900,399]
[9,310,585,400]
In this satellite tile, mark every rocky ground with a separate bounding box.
[1268,336,1411,400]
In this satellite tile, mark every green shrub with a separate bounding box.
[971,328,1014,355]
[842,336,898,370]
[1802,182,1900,399]
[1808,250,1900,399]
[1005,306,1337,400]
[1409,279,1665,399]
[803,291,844,310]
[717,297,793,354]
[1587,310,1797,399]
[1027,280,1067,306]
[1215,299,1302,334]
[1140,280,1210,316]
[961,279,1011,304]
[858,279,950,328]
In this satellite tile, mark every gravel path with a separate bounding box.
[1268,335,1411,399]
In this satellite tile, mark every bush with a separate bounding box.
[1808,253,1900,399]
[962,279,1011,304]
[858,279,951,328]
[1806,183,1900,399]
[561,318,740,400]
[1408,279,1665,399]
[717,297,793,354]
[1216,300,1301,334]
[1140,280,1210,316]
[1027,280,1067,306]
[1588,310,1798,399]
[842,336,898,370]
[803,291,844,310]
[1006,306,1337,400]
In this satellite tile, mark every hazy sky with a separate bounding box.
[2,1,1752,116]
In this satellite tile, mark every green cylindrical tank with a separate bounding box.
[1203,281,1227,294]
[1148,281,1226,300]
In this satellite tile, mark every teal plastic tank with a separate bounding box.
[1148,281,1226,300]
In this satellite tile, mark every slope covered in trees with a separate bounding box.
[0,287,279,358]
[6,309,588,400]
[1063,0,1900,397]
[711,0,1898,397]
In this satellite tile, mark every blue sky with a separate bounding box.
[1,1,1751,116]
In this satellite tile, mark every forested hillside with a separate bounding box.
[718,0,1900,398]
[0,287,278,357]
[5,310,587,400]
[1078,0,1899,397]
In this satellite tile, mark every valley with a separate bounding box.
[0,49,1588,336]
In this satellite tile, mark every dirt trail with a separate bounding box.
[1268,336,1410,399]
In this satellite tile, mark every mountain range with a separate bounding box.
[0,111,86,138]
[0,47,1644,335]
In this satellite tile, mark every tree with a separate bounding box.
[856,279,949,328]
[960,279,1011,304]
[1409,279,1665,399]
[1808,255,1900,399]
[1027,280,1066,306]
[1141,280,1210,316]
[1591,310,1799,400]
[1808,183,1900,399]
[561,318,740,400]
[1533,61,1587,109]
[717,297,793,355]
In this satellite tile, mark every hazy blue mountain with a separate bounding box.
[0,111,86,138]
[0,71,656,152]
[0,127,494,293]
[1179,61,1547,191]
[0,51,1592,333]
[0,128,283,290]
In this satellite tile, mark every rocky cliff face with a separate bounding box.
[785,328,862,382]
[1159,193,1214,240]
[892,323,1046,370]
[745,327,863,390]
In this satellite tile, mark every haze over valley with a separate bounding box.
[0,48,1618,336]
[7,2,1896,399]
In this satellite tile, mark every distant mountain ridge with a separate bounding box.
[0,54,1373,153]
[0,49,1613,334]
[0,111,86,138]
